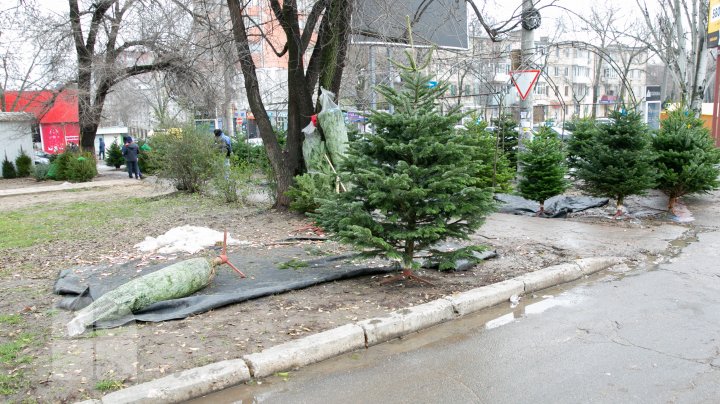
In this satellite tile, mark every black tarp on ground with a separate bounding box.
[495,194,609,217]
[54,247,396,329]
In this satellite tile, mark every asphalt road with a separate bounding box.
[195,194,720,404]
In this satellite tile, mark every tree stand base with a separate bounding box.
[380,269,434,286]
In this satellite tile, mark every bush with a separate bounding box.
[2,155,17,179]
[152,126,220,193]
[287,173,335,214]
[53,150,75,180]
[47,150,97,182]
[33,163,50,181]
[137,139,159,175]
[66,153,98,182]
[15,149,33,177]
[210,157,256,203]
[106,142,124,169]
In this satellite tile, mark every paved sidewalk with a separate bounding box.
[0,178,141,198]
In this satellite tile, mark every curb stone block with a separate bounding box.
[520,263,582,293]
[444,279,524,316]
[575,257,623,275]
[243,324,365,378]
[357,299,455,347]
[99,359,250,404]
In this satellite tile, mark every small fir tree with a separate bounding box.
[652,108,720,211]
[565,117,599,171]
[575,110,656,216]
[2,154,17,179]
[15,148,33,177]
[464,117,515,192]
[517,127,569,215]
[106,142,124,169]
[491,114,519,170]
[314,51,496,282]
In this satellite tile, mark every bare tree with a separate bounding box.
[635,0,710,111]
[68,0,197,151]
[0,2,72,112]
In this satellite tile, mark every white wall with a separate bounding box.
[0,116,34,163]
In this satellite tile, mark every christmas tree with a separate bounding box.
[565,117,598,172]
[652,108,720,212]
[463,117,515,192]
[491,114,519,170]
[106,142,124,169]
[574,110,656,216]
[517,127,569,214]
[314,51,496,283]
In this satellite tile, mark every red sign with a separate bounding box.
[41,123,81,153]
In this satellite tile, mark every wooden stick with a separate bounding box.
[324,154,347,192]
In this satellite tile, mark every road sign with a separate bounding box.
[709,0,720,47]
[510,70,541,100]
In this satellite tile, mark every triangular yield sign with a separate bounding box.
[510,70,541,100]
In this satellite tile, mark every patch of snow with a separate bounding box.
[134,225,249,254]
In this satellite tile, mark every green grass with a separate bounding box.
[0,333,34,364]
[0,314,22,325]
[94,379,124,392]
[0,371,29,396]
[0,194,217,249]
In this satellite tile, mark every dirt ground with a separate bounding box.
[0,172,692,403]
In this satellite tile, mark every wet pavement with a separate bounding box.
[192,192,720,403]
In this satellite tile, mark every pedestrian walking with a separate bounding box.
[98,138,105,160]
[122,136,142,179]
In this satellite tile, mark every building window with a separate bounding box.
[565,86,569,96]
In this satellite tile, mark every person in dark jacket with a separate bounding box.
[122,136,142,179]
[98,138,105,160]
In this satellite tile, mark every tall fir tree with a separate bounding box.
[314,51,496,282]
[491,114,519,170]
[517,127,569,214]
[575,110,656,216]
[652,108,720,211]
[565,117,599,172]
[463,117,515,192]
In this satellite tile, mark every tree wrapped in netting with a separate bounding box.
[652,108,720,211]
[574,110,656,216]
[517,127,569,214]
[314,50,496,282]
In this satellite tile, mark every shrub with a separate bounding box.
[137,139,159,175]
[15,149,33,177]
[2,155,17,179]
[53,150,75,180]
[106,142,124,169]
[66,153,98,182]
[152,126,220,193]
[210,156,256,203]
[287,172,335,214]
[33,163,50,181]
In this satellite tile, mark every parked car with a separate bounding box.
[33,150,50,165]
[533,126,573,141]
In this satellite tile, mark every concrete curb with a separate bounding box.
[79,256,622,403]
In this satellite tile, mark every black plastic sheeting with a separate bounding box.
[495,194,609,218]
[54,252,396,330]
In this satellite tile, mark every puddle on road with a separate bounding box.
[189,269,625,404]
